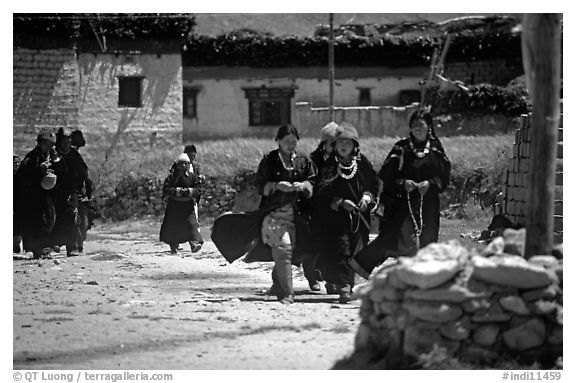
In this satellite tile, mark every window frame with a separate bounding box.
[183,87,200,119]
[358,87,372,106]
[244,87,294,127]
[118,76,144,108]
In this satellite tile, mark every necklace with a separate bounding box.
[407,191,424,249]
[336,156,358,180]
[409,139,430,158]
[278,151,295,171]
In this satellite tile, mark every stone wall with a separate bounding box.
[502,113,563,239]
[444,59,523,87]
[351,232,562,368]
[294,103,420,138]
[76,52,183,151]
[13,47,79,133]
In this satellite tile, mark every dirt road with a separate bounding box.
[13,218,362,370]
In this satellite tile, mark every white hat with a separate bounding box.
[176,153,191,163]
[41,172,57,190]
[320,121,338,142]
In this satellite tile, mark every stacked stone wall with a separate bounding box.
[13,47,79,133]
[443,59,523,86]
[502,113,563,239]
[351,234,562,368]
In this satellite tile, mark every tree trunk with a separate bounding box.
[522,14,562,256]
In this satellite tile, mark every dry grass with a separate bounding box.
[13,131,514,199]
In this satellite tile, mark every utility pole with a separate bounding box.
[329,13,335,121]
[522,14,562,256]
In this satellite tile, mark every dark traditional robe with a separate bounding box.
[14,147,61,254]
[51,148,91,251]
[349,136,451,278]
[159,169,203,246]
[211,149,316,265]
[314,153,379,287]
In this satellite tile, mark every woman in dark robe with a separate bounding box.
[71,129,95,252]
[253,124,316,304]
[348,110,451,279]
[159,153,204,254]
[211,124,316,305]
[306,121,339,293]
[51,127,89,256]
[14,131,61,259]
[314,122,379,303]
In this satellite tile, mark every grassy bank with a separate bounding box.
[13,132,513,220]
[69,134,513,195]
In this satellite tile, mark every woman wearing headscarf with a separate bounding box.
[51,127,91,256]
[159,153,204,254]
[304,121,339,293]
[315,122,379,303]
[69,129,95,253]
[14,130,62,259]
[348,110,451,279]
[211,124,316,304]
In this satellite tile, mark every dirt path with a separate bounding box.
[13,218,362,370]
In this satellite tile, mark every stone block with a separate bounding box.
[379,301,400,315]
[481,237,504,256]
[471,254,554,289]
[499,295,530,315]
[369,286,399,302]
[405,284,491,303]
[460,346,500,364]
[473,324,500,346]
[403,302,463,323]
[439,318,472,341]
[547,326,563,345]
[503,318,546,351]
[403,324,460,357]
[521,285,560,302]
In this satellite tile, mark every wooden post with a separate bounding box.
[522,14,562,256]
[329,13,335,121]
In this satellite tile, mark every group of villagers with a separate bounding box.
[212,110,451,305]
[14,110,450,308]
[14,128,94,259]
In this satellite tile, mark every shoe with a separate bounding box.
[326,283,338,295]
[190,241,202,253]
[33,248,52,259]
[170,245,178,254]
[309,281,321,292]
[338,291,352,304]
[280,295,294,305]
[267,283,284,300]
[52,245,61,253]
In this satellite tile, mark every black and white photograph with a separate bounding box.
[10,7,565,377]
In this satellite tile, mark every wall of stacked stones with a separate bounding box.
[502,113,563,239]
[443,59,523,87]
[13,48,80,133]
[353,235,562,367]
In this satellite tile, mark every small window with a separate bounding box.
[183,88,199,119]
[118,76,143,107]
[358,88,371,106]
[398,89,421,106]
[244,88,293,127]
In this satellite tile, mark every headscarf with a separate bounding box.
[320,121,338,143]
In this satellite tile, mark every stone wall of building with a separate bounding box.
[444,59,523,86]
[76,52,183,154]
[350,234,562,368]
[13,47,79,134]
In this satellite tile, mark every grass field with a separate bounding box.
[57,134,513,197]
